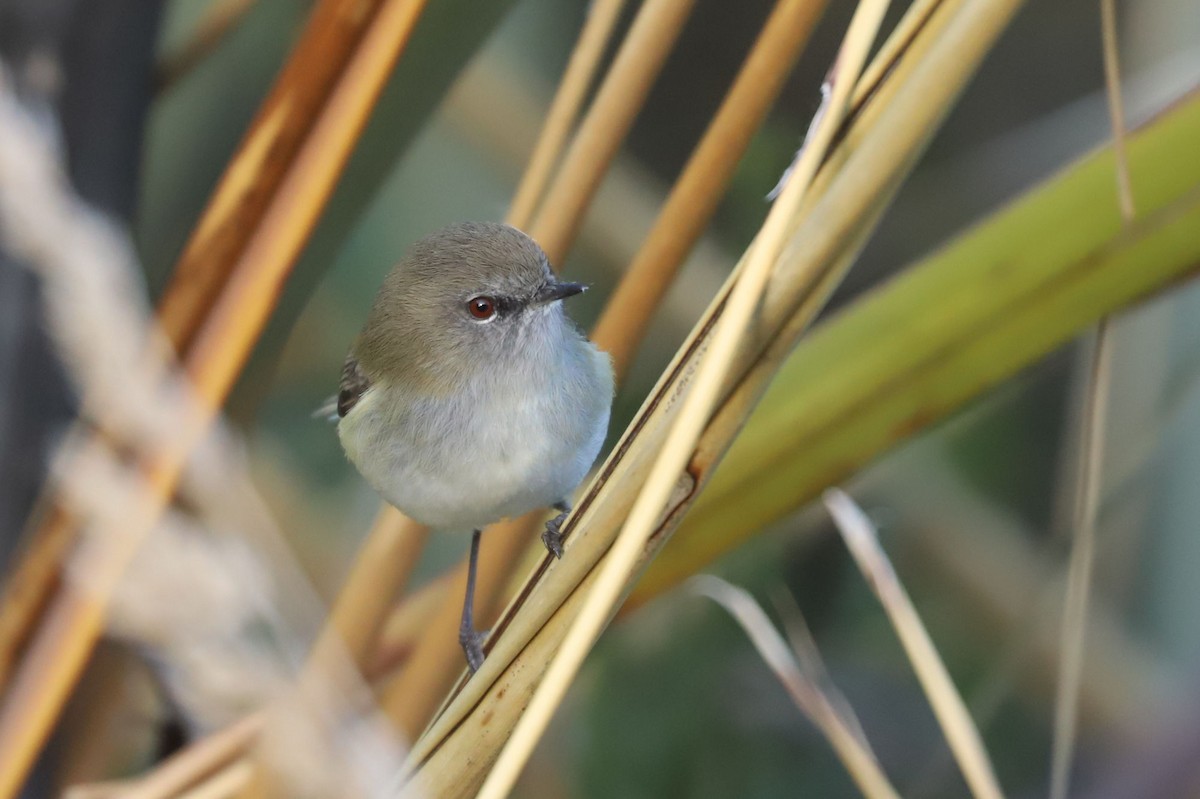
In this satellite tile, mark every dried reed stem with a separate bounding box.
[322,507,430,667]
[123,717,261,799]
[625,0,969,609]
[852,0,942,110]
[367,575,451,679]
[824,489,1004,799]
[176,760,252,799]
[475,5,890,795]
[592,0,829,381]
[158,0,396,352]
[0,505,73,690]
[507,0,628,229]
[1049,3,1131,796]
[693,576,900,799]
[1100,0,1135,222]
[529,0,698,263]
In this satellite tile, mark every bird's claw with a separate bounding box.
[542,509,569,559]
[459,627,489,673]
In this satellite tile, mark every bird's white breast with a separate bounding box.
[338,346,610,532]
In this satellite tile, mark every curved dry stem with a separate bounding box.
[825,489,1005,799]
[693,576,900,799]
[1049,4,1133,797]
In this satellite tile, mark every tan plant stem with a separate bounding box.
[529,0,698,263]
[825,490,1005,799]
[507,0,628,229]
[1049,4,1132,797]
[123,717,262,799]
[592,0,830,381]
[694,576,901,799]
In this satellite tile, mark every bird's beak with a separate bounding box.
[535,281,587,304]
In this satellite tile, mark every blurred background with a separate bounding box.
[2,0,1200,796]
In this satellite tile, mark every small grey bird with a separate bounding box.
[335,222,613,671]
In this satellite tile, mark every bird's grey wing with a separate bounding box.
[337,355,372,418]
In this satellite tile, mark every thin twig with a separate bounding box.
[175,759,252,799]
[1049,3,1133,796]
[824,489,1005,799]
[123,717,261,799]
[1101,0,1136,222]
[692,576,901,799]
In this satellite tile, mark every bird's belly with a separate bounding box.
[340,387,597,531]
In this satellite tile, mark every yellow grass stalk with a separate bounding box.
[175,761,252,799]
[824,489,1005,799]
[506,0,628,228]
[405,2,1026,795]
[474,0,891,794]
[158,0,413,354]
[693,576,901,799]
[529,0,698,263]
[592,0,830,380]
[1049,3,1132,797]
[121,717,261,799]
[0,2,430,795]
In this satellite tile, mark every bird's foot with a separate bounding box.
[542,508,569,559]
[459,626,489,673]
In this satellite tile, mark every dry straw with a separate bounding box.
[692,575,901,799]
[506,0,628,228]
[824,489,1005,799]
[1049,2,1134,797]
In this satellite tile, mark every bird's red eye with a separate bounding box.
[467,296,495,320]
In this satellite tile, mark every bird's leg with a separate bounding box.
[542,500,571,559]
[459,529,487,673]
